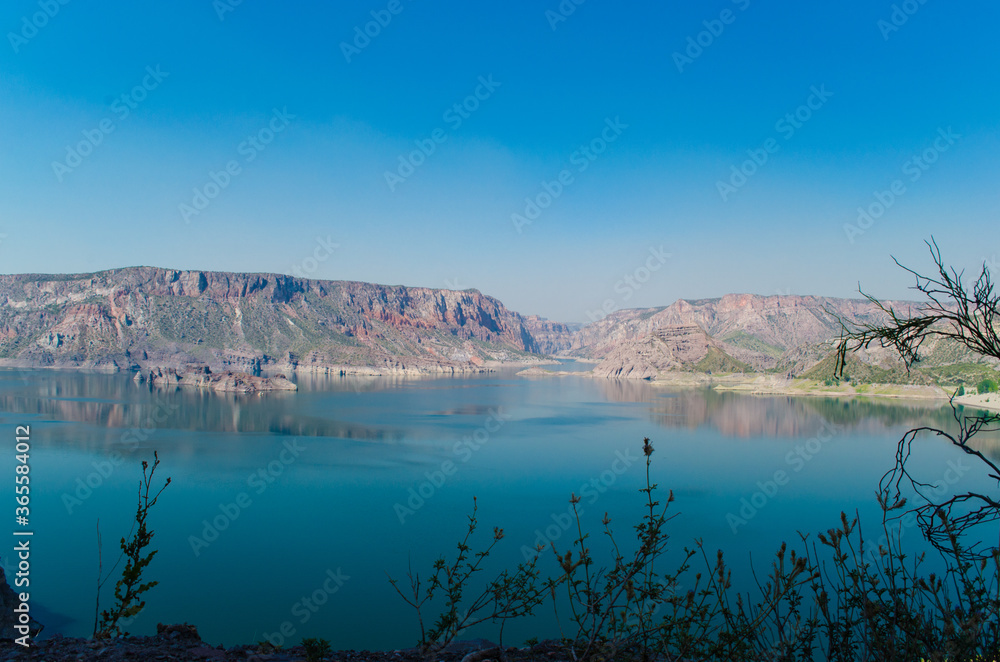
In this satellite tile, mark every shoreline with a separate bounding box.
[2,361,997,414]
[515,366,1000,414]
[0,627,560,661]
[0,355,558,379]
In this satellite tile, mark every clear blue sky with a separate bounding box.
[1,0,997,322]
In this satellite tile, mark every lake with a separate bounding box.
[1,366,996,650]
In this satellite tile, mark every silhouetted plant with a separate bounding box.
[388,496,545,655]
[302,637,331,661]
[834,238,1000,376]
[392,436,1000,661]
[834,238,1000,560]
[547,438,817,662]
[94,451,171,639]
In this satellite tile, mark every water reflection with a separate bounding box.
[594,378,1000,457]
[0,370,407,448]
[3,369,997,458]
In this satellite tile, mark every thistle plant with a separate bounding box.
[388,496,546,655]
[94,451,171,639]
[391,436,1000,661]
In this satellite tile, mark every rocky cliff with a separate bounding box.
[1,271,988,382]
[591,324,750,379]
[0,267,540,374]
[570,294,912,361]
[566,294,918,376]
[523,316,580,355]
[574,294,995,380]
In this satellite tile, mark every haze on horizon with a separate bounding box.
[1,0,998,323]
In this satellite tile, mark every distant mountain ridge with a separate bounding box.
[0,267,540,375]
[557,294,996,381]
[566,294,915,362]
[0,270,992,381]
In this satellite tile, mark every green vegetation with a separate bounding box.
[693,346,751,374]
[802,351,927,385]
[301,637,331,661]
[388,497,544,653]
[149,296,242,349]
[636,307,668,321]
[391,439,1000,660]
[719,330,785,358]
[94,453,171,639]
[919,335,996,366]
[978,378,998,394]
[919,361,1000,389]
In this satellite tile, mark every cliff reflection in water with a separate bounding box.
[0,370,408,451]
[2,369,997,460]
[596,378,1000,458]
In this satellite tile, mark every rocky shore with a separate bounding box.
[135,366,298,393]
[0,625,569,662]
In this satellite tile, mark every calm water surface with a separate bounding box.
[0,367,995,649]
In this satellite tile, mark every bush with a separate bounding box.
[958,384,966,396]
[388,497,544,654]
[977,378,998,394]
[301,637,331,661]
[393,438,1000,661]
[94,452,171,639]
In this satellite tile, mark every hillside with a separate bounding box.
[556,294,999,383]
[0,267,541,375]
[0,272,993,386]
[591,324,750,379]
[566,294,918,363]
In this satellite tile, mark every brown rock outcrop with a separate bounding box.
[592,325,713,379]
[0,268,540,374]
[138,366,297,393]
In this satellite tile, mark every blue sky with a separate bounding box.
[1,0,998,322]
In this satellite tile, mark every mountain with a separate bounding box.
[0,267,540,375]
[523,315,580,355]
[559,294,998,380]
[591,324,750,379]
[1,270,993,384]
[567,294,915,361]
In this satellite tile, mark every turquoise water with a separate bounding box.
[0,368,995,649]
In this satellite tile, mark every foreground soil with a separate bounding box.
[0,624,568,662]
